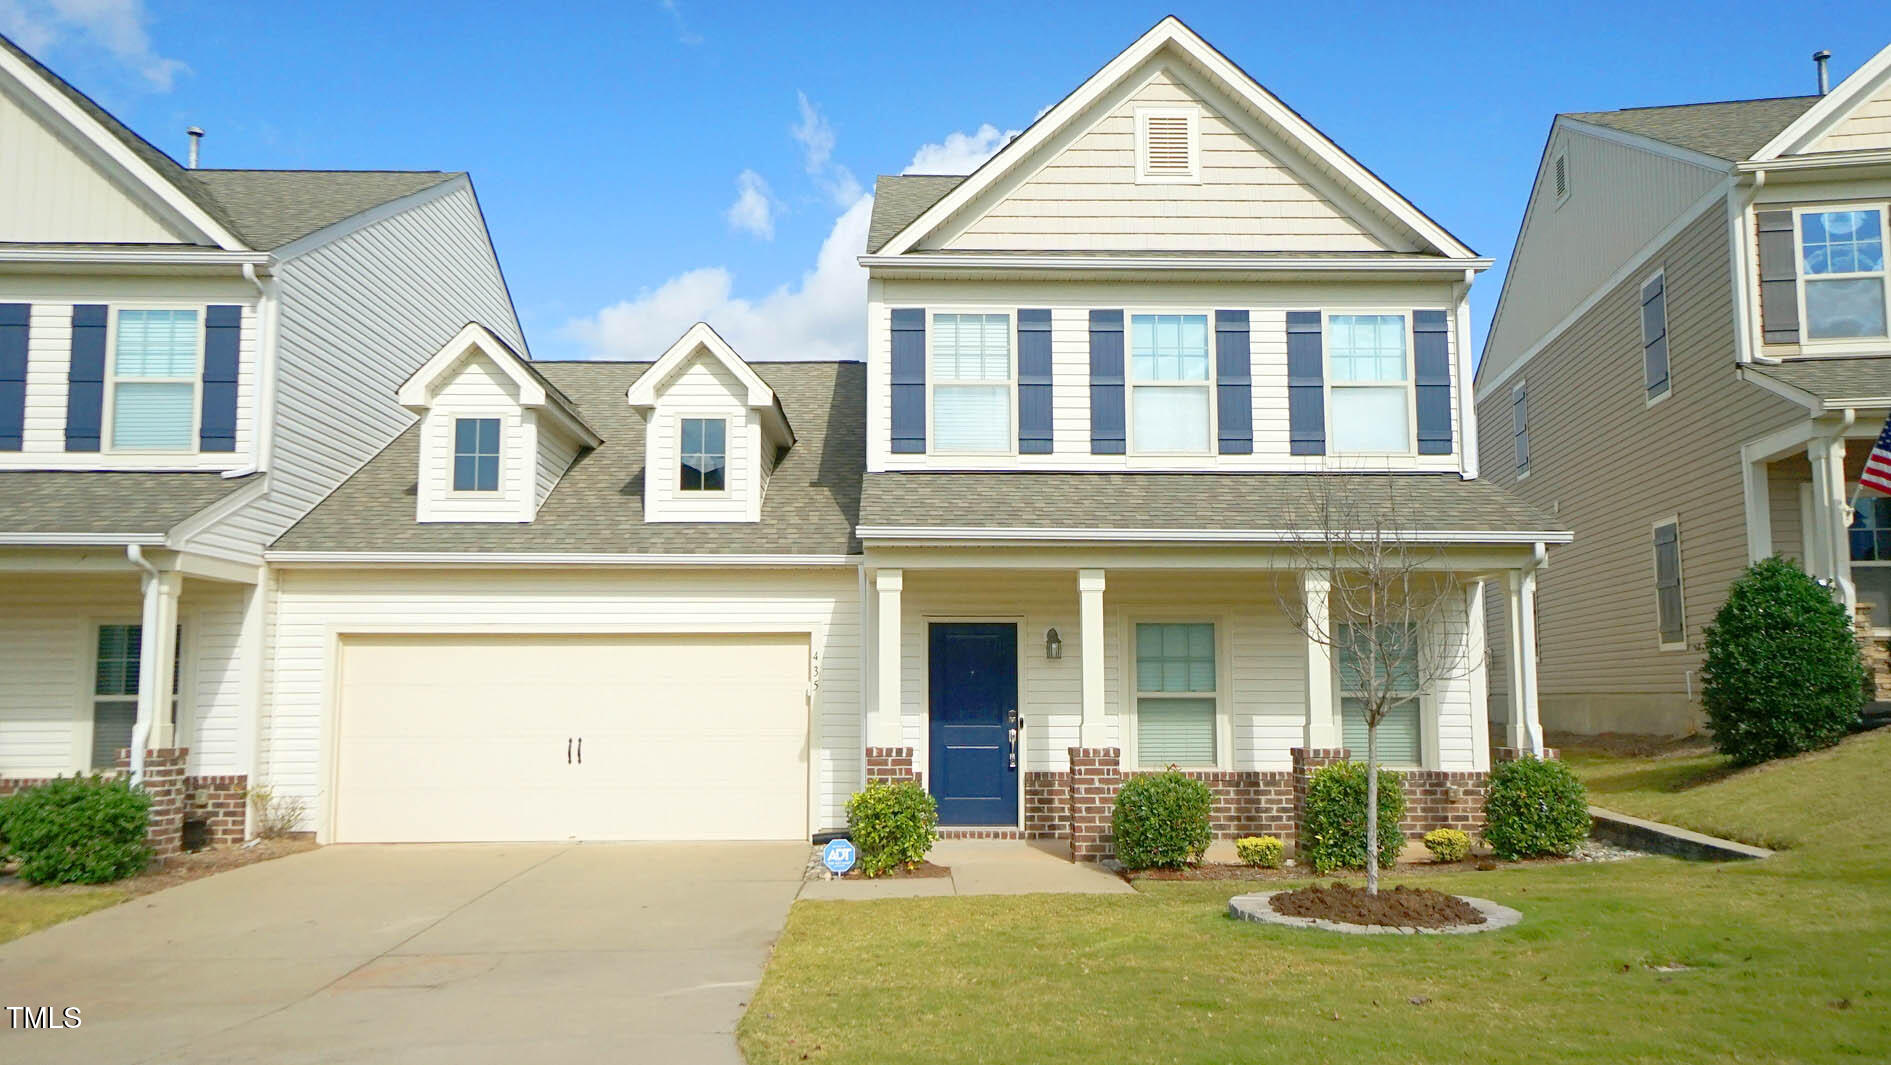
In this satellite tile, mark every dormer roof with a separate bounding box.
[398,322,601,447]
[625,323,795,447]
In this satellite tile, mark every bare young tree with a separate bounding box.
[1276,474,1481,895]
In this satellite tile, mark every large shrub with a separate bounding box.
[1482,756,1589,860]
[1300,762,1404,874]
[1112,770,1212,870]
[845,780,937,877]
[0,775,151,884]
[1701,556,1864,766]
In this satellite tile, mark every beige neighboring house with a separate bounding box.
[1477,44,1891,738]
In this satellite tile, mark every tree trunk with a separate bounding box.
[1365,722,1379,895]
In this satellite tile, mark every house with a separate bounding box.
[0,34,525,846]
[1,17,1565,858]
[1476,44,1891,738]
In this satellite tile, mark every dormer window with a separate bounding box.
[680,417,727,491]
[451,417,501,492]
[1135,107,1199,183]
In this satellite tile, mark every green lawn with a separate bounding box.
[0,887,125,945]
[741,731,1891,1064]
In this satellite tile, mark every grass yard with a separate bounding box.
[0,887,125,944]
[740,731,1891,1064]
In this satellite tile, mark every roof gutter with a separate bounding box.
[854,526,1573,545]
[0,247,271,267]
[858,253,1494,276]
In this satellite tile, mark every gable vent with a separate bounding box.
[1552,150,1570,204]
[1137,108,1198,182]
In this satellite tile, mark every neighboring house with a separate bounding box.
[1476,44,1891,737]
[0,34,523,843]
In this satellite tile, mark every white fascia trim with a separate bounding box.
[1751,45,1891,161]
[0,247,271,266]
[269,174,470,263]
[855,526,1574,545]
[1735,147,1891,174]
[873,16,1476,260]
[858,254,1491,275]
[1476,180,1731,403]
[1555,118,1739,174]
[0,532,166,546]
[262,551,862,566]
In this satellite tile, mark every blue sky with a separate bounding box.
[3,0,1884,363]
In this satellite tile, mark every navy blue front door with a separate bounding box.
[928,623,1019,826]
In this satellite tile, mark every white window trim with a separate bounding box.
[1323,309,1418,458]
[1512,379,1529,480]
[925,310,1018,457]
[1653,515,1687,651]
[1125,308,1217,457]
[1641,269,1672,408]
[1551,148,1571,207]
[1791,202,1891,354]
[81,615,191,773]
[1134,105,1201,185]
[1848,496,1891,637]
[676,414,733,496]
[102,304,204,455]
[1123,614,1229,771]
[446,414,505,497]
[1331,625,1432,772]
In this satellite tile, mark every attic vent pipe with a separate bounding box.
[1814,50,1832,95]
[186,126,204,168]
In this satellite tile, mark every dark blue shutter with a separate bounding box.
[65,304,107,452]
[1286,311,1324,456]
[1017,309,1053,454]
[1088,310,1125,454]
[890,308,926,453]
[1413,310,1452,455]
[0,304,27,451]
[1214,310,1251,455]
[199,305,241,452]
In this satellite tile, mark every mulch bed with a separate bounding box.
[0,838,317,898]
[837,860,951,880]
[1269,882,1485,929]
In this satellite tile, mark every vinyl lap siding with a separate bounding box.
[0,89,184,243]
[1811,84,1891,153]
[643,358,755,522]
[535,419,581,510]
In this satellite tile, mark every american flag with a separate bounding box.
[1862,411,1891,496]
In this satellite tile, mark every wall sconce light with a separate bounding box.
[1045,627,1063,660]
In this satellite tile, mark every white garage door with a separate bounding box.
[333,633,810,842]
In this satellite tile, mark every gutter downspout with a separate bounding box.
[126,545,161,787]
[223,262,280,479]
[1729,169,1776,366]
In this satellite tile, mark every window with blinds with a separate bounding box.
[930,313,1012,452]
[1135,622,1216,767]
[1137,108,1198,182]
[110,308,200,450]
[1337,622,1423,767]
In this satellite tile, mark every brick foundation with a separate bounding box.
[185,774,249,847]
[1398,770,1488,835]
[1023,771,1068,840]
[1858,604,1891,701]
[114,747,189,860]
[864,746,920,787]
[1066,747,1121,861]
[1,755,249,854]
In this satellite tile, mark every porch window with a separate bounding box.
[930,313,1011,452]
[1337,623,1422,767]
[679,417,726,491]
[1134,622,1216,767]
[1800,209,1888,340]
[452,417,501,492]
[1129,314,1211,453]
[1328,314,1411,453]
[109,309,199,451]
[1851,497,1891,631]
[91,624,180,770]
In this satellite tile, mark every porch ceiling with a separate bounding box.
[0,471,254,538]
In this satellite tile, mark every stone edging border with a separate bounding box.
[1227,890,1522,935]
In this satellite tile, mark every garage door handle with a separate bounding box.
[567,737,572,764]
[577,737,582,764]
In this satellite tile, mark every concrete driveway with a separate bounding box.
[0,842,808,1064]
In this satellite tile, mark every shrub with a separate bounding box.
[1701,556,1864,766]
[0,775,151,884]
[1300,762,1405,874]
[245,785,306,839]
[845,780,937,877]
[1112,770,1213,870]
[1483,756,1590,860]
[1235,835,1284,868]
[1423,828,1472,863]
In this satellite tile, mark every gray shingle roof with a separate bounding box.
[866,175,965,253]
[272,361,865,555]
[1745,355,1891,408]
[1563,96,1820,162]
[857,472,1565,538]
[0,472,255,538]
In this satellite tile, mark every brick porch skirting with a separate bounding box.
[4,752,249,856]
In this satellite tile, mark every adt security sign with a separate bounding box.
[822,838,857,875]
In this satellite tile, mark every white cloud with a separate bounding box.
[0,0,186,91]
[725,169,776,240]
[657,0,702,46]
[791,91,861,207]
[904,123,1020,175]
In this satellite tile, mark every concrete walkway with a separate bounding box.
[0,842,806,1065]
[798,839,1135,899]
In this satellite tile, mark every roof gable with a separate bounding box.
[1788,44,1891,156]
[1562,97,1820,162]
[626,323,794,446]
[398,322,600,446]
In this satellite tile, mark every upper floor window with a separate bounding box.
[1641,273,1670,401]
[1800,208,1888,340]
[1136,107,1198,183]
[1129,314,1211,453]
[1135,622,1217,767]
[679,417,726,491]
[930,313,1011,453]
[452,417,500,492]
[109,309,198,450]
[1512,382,1529,474]
[1328,314,1410,454]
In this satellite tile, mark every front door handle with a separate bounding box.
[1007,725,1019,769]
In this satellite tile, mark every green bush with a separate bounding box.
[1482,756,1590,860]
[0,775,151,884]
[1112,770,1212,870]
[1300,762,1405,874]
[1701,556,1864,766]
[845,780,937,877]
[1423,828,1472,863]
[1234,835,1284,868]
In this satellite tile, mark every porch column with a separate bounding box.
[870,568,903,748]
[1078,569,1108,747]
[136,568,182,750]
[1302,570,1338,748]
[1741,453,1772,563]
[1808,435,1855,608]
[1504,567,1544,755]
[1466,579,1492,772]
